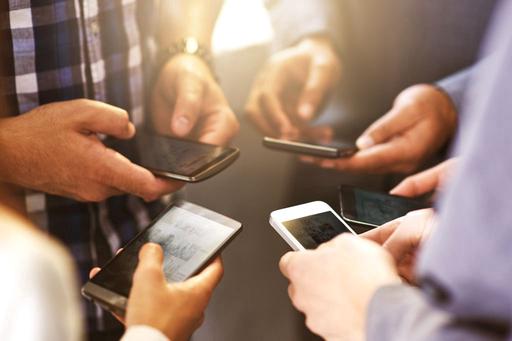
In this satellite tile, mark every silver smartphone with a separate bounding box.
[269,201,357,250]
[82,200,242,317]
[263,137,357,159]
[109,129,240,182]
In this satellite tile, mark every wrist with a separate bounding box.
[159,37,216,79]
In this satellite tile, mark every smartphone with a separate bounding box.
[263,137,357,159]
[108,129,240,182]
[339,185,431,227]
[269,201,357,250]
[82,200,242,317]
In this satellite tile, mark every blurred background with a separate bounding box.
[187,1,389,340]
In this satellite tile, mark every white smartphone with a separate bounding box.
[269,201,357,250]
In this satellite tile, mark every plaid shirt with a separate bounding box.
[0,0,166,334]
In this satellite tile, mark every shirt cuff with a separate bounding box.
[121,325,169,341]
[366,284,421,341]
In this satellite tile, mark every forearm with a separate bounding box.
[158,0,224,48]
[367,284,504,341]
[269,0,342,51]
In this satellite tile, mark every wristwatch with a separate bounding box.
[164,37,214,71]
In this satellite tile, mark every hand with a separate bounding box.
[362,209,437,283]
[0,99,183,202]
[303,84,457,174]
[126,244,224,341]
[279,234,400,341]
[245,36,341,140]
[391,158,458,197]
[151,54,239,145]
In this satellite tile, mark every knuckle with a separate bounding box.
[74,98,94,107]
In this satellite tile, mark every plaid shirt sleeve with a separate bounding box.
[1,0,166,335]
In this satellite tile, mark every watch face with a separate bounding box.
[184,38,200,54]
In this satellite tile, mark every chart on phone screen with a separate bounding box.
[149,207,233,282]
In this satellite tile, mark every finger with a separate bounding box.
[197,107,239,146]
[299,155,316,164]
[171,76,204,137]
[356,106,420,150]
[390,166,443,197]
[260,92,297,139]
[245,74,282,137]
[187,257,224,292]
[301,125,334,144]
[382,228,418,262]
[297,61,334,121]
[138,243,164,270]
[76,100,135,139]
[112,313,126,325]
[319,141,407,173]
[361,218,403,245]
[245,101,278,137]
[89,267,101,279]
[279,252,296,278]
[381,210,431,261]
[98,147,183,201]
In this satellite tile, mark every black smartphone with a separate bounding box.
[82,200,242,317]
[108,129,240,182]
[263,137,357,159]
[339,185,430,227]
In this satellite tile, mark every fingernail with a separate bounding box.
[128,122,136,136]
[174,116,191,136]
[356,136,374,150]
[299,103,314,120]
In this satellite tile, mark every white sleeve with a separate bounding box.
[121,325,169,341]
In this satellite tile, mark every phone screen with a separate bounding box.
[342,187,429,226]
[91,204,237,297]
[109,130,238,179]
[282,211,352,249]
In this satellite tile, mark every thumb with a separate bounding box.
[382,210,431,262]
[171,77,204,137]
[77,101,135,139]
[356,106,419,150]
[98,147,182,201]
[382,226,417,263]
[137,243,164,271]
[361,218,403,245]
[132,243,165,287]
[297,61,333,121]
